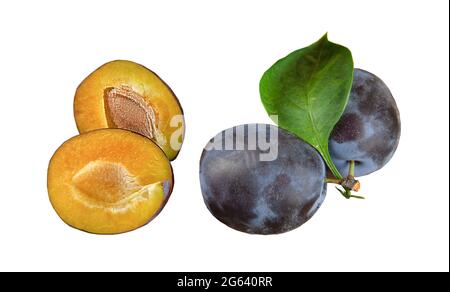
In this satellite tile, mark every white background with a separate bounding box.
[0,0,448,272]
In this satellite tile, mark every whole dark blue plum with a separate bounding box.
[199,124,327,235]
[329,69,401,177]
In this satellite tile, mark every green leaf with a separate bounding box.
[260,34,354,179]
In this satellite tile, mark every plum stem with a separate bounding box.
[349,160,355,177]
[325,177,360,192]
[341,160,360,192]
[325,178,341,184]
[341,177,360,192]
[326,160,364,199]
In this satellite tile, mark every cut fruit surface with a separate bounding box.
[74,60,184,160]
[47,129,173,234]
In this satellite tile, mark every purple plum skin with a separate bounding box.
[199,124,327,235]
[329,69,401,177]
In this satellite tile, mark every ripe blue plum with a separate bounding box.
[199,124,327,235]
[329,69,401,177]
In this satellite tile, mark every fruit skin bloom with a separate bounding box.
[199,124,327,235]
[329,69,401,177]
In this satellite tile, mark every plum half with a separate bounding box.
[47,129,173,234]
[74,60,185,161]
